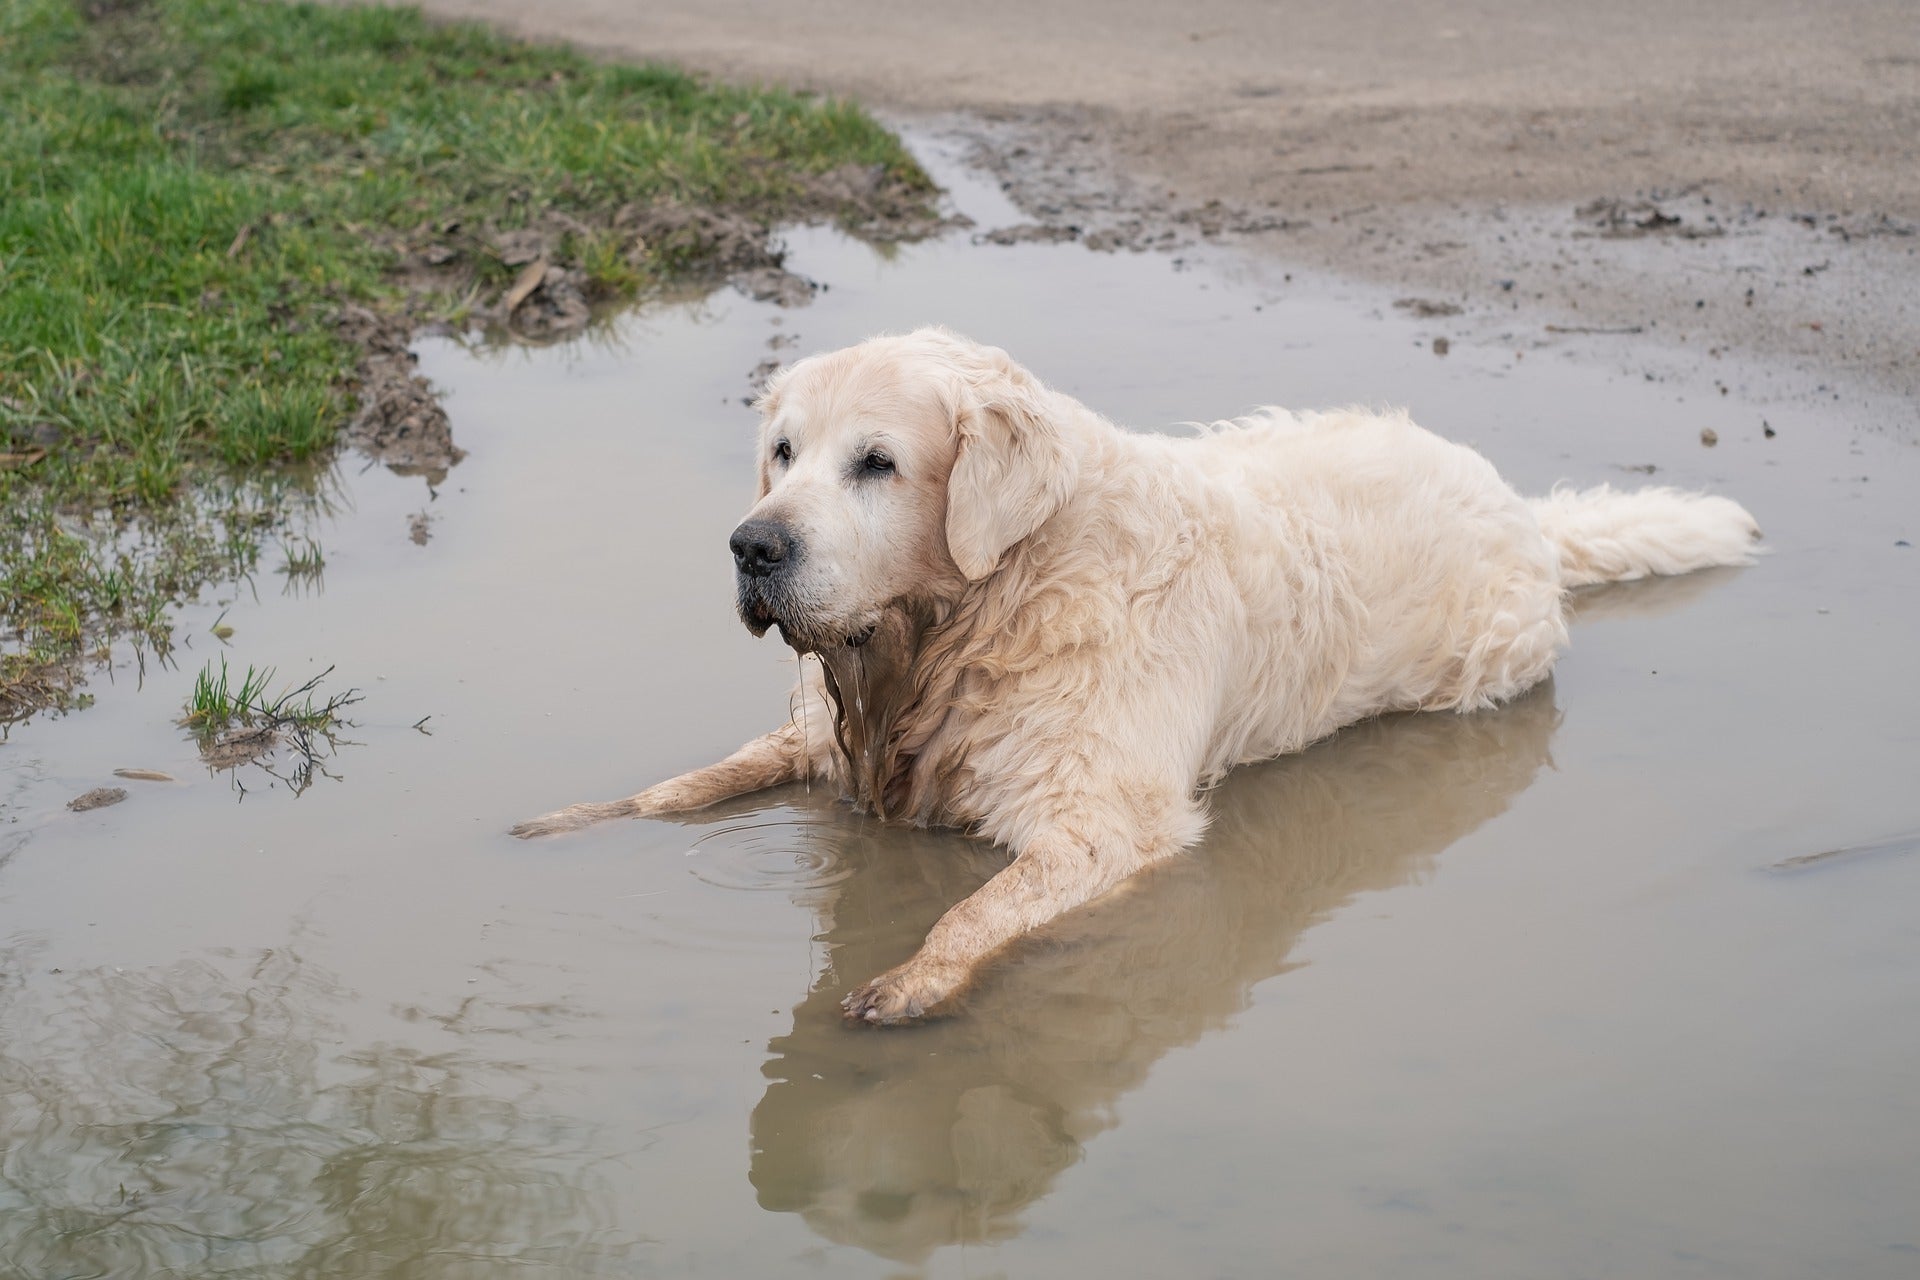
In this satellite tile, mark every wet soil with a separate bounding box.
[411,0,1920,413]
[1,139,1916,1277]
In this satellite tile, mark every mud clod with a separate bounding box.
[338,305,466,484]
[67,787,127,812]
[730,266,819,308]
[200,725,280,771]
[806,162,951,241]
[616,202,782,275]
[505,264,591,338]
[489,227,551,267]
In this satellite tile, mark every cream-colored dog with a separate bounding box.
[512,327,1760,1023]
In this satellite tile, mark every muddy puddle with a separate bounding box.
[3,136,1918,1278]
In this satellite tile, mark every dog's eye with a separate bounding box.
[861,450,895,475]
[772,439,792,464]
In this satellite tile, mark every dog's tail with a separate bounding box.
[1528,485,1761,588]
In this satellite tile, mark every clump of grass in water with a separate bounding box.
[181,656,358,735]
[181,656,361,795]
[0,0,936,720]
[184,657,272,734]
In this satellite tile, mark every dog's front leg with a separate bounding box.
[509,723,817,838]
[841,817,1186,1024]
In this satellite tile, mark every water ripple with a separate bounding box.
[685,819,853,891]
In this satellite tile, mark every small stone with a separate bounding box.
[1432,337,1451,356]
[1700,428,1719,447]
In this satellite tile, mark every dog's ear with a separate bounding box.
[945,346,1078,581]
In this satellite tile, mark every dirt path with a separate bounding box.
[410,0,1920,414]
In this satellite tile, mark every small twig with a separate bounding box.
[1545,324,1645,335]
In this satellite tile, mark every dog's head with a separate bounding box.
[731,327,1079,653]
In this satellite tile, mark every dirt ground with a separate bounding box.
[406,0,1920,417]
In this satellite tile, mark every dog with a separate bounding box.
[511,327,1760,1024]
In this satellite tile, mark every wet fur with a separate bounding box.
[511,327,1761,1023]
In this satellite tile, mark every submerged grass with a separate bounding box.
[1,0,936,722]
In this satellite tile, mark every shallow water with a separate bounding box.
[3,138,1918,1278]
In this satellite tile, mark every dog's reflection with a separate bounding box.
[737,684,1561,1262]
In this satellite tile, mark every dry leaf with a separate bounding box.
[502,258,548,315]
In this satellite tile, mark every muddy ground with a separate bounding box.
[402,0,1920,419]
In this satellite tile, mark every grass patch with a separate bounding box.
[180,657,362,794]
[182,657,279,733]
[1,0,937,723]
[181,656,355,735]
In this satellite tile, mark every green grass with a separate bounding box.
[180,656,357,735]
[182,656,277,733]
[0,0,935,722]
[181,656,361,791]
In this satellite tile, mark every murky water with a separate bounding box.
[4,138,1918,1278]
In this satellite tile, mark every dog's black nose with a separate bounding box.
[730,519,792,578]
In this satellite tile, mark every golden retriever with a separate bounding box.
[511,327,1760,1024]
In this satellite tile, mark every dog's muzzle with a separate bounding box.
[731,518,798,638]
[727,518,873,649]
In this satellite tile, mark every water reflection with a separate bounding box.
[0,944,636,1277]
[1564,564,1744,625]
[748,685,1561,1262]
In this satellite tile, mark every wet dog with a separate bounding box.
[511,327,1760,1023]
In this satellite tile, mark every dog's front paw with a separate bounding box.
[508,800,628,839]
[841,960,964,1026]
[508,810,579,839]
